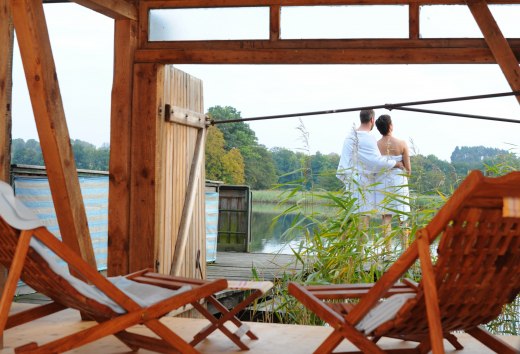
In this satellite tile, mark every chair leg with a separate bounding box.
[315,330,347,354]
[444,333,463,350]
[191,290,262,349]
[467,326,519,354]
[0,230,32,334]
[146,318,199,354]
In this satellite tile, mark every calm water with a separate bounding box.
[250,203,308,254]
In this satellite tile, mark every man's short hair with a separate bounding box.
[360,109,375,124]
[376,114,392,136]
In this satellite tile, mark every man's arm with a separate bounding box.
[359,134,396,172]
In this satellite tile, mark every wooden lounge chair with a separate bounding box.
[0,180,272,353]
[288,170,520,354]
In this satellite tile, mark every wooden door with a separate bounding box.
[125,65,207,280]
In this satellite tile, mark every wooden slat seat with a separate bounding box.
[0,180,272,353]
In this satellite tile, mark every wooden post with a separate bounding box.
[467,0,520,105]
[0,0,13,182]
[10,0,96,268]
[107,19,137,277]
[409,3,420,40]
[0,0,13,346]
[129,63,164,272]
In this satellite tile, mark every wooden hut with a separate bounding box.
[1,0,520,288]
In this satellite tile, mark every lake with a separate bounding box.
[249,203,309,254]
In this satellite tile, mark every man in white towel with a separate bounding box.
[336,109,403,229]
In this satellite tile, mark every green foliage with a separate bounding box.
[207,105,277,189]
[11,138,109,171]
[221,148,245,184]
[208,106,258,150]
[409,154,458,195]
[12,139,44,166]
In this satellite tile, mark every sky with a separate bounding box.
[11,3,520,162]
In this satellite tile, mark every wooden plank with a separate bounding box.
[417,231,444,354]
[72,0,137,20]
[107,19,138,277]
[142,38,520,50]
[207,252,304,281]
[0,0,13,182]
[129,63,164,272]
[165,105,207,128]
[409,2,419,40]
[170,127,206,276]
[10,0,96,269]
[142,0,520,7]
[467,0,520,104]
[0,3,13,344]
[134,47,518,64]
[270,5,280,41]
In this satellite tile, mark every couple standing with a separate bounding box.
[336,109,411,238]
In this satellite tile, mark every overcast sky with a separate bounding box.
[11,3,520,162]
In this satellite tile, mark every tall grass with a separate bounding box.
[257,140,519,335]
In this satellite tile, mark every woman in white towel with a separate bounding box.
[375,115,411,246]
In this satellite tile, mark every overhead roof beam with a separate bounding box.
[135,39,520,64]
[467,0,520,104]
[143,0,520,5]
[71,0,137,20]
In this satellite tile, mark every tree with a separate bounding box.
[314,152,342,191]
[242,145,277,189]
[271,147,301,185]
[11,138,110,171]
[205,126,226,181]
[205,125,246,184]
[11,139,44,166]
[410,154,458,194]
[221,148,245,184]
[207,105,276,189]
[207,106,258,150]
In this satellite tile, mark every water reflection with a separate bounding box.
[250,203,306,254]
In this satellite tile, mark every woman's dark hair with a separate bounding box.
[376,114,392,136]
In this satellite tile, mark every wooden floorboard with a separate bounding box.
[2,303,519,353]
[207,251,303,281]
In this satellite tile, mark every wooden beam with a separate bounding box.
[107,19,138,277]
[467,0,520,104]
[136,37,520,64]
[270,5,280,41]
[142,0,520,7]
[72,0,137,20]
[0,1,13,346]
[0,0,13,183]
[409,2,419,40]
[10,0,96,268]
[135,47,519,64]
[129,63,164,272]
[170,127,206,276]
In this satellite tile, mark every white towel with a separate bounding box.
[355,293,416,334]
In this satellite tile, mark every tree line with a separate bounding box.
[10,105,520,194]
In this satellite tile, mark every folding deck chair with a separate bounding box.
[0,180,272,353]
[289,170,520,354]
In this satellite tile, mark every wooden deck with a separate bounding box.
[207,251,303,281]
[2,303,519,353]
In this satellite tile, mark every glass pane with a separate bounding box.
[281,5,409,39]
[420,4,520,38]
[149,7,269,41]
